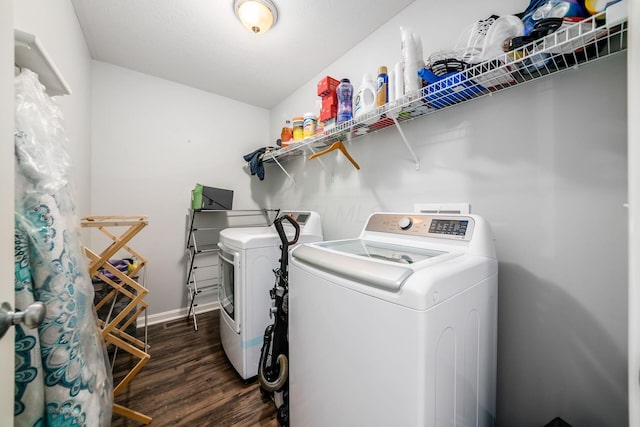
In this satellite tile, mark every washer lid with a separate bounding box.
[292,239,448,291]
[219,226,280,249]
[318,239,445,264]
[219,225,320,249]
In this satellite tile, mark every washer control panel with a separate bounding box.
[364,213,474,241]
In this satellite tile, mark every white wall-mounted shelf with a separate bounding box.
[14,29,71,96]
[262,12,627,181]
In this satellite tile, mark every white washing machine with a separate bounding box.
[289,212,498,427]
[217,211,323,380]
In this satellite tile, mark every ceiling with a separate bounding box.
[70,0,415,109]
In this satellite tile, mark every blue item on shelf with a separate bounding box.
[418,68,485,109]
[520,0,588,36]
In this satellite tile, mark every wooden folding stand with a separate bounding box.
[81,215,152,425]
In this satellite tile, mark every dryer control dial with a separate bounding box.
[398,217,413,230]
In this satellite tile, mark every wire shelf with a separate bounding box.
[263,12,626,165]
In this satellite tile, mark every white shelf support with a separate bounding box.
[304,144,329,173]
[271,154,296,185]
[392,116,420,170]
[14,29,71,96]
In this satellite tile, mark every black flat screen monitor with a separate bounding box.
[201,186,233,210]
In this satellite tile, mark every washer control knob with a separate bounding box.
[398,217,413,230]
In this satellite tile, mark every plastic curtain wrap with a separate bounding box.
[14,69,113,426]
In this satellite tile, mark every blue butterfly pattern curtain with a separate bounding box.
[14,69,113,426]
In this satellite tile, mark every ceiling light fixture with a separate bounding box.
[234,0,278,34]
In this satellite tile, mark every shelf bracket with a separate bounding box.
[271,154,296,185]
[15,29,72,96]
[392,116,420,170]
[304,144,329,173]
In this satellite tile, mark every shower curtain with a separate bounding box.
[13,69,113,426]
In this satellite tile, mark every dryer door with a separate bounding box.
[218,244,240,333]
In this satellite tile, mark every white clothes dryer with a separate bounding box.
[289,212,498,427]
[217,211,323,380]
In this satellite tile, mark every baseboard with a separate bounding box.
[136,301,220,328]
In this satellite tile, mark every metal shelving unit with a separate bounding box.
[185,208,280,330]
[262,13,627,182]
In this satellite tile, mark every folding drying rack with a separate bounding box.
[81,215,151,425]
[185,208,280,330]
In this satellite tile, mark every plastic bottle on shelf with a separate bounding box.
[394,62,404,100]
[336,78,353,124]
[376,66,389,107]
[388,68,396,104]
[354,74,376,119]
[280,120,293,147]
[303,112,317,138]
[292,116,304,141]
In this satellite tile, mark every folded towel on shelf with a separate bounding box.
[243,147,267,180]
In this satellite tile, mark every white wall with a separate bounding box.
[91,61,270,315]
[266,1,628,426]
[14,0,93,218]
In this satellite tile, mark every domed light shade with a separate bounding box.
[234,0,278,34]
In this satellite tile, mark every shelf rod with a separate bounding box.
[392,116,420,170]
[271,154,296,184]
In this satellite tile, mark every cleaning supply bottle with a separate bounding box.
[354,74,376,119]
[292,116,304,141]
[388,68,396,104]
[394,62,404,100]
[336,78,353,124]
[303,112,317,138]
[376,66,388,107]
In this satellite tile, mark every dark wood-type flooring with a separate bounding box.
[111,309,278,427]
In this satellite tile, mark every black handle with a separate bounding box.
[274,214,300,246]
